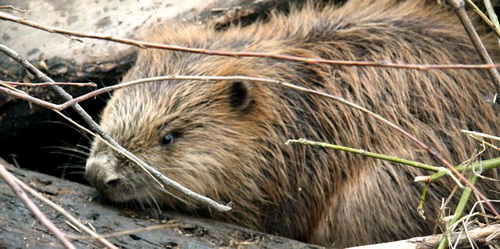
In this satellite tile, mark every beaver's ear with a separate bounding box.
[227,81,254,111]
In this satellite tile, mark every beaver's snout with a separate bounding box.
[86,154,154,203]
[85,154,125,198]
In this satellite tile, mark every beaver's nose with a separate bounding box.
[104,177,121,188]
[85,154,121,190]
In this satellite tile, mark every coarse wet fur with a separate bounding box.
[85,0,500,247]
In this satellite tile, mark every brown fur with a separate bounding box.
[86,1,500,247]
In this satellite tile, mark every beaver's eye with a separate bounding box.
[160,133,175,146]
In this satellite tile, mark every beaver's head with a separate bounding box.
[83,45,295,215]
[88,81,260,197]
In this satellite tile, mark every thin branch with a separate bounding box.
[468,136,499,151]
[0,5,26,12]
[66,222,178,240]
[450,0,500,92]
[0,84,60,109]
[346,224,500,249]
[461,130,500,142]
[1,80,97,87]
[483,0,500,32]
[0,74,460,181]
[286,138,442,172]
[466,200,500,225]
[430,157,500,181]
[12,175,118,249]
[7,75,412,111]
[464,0,500,38]
[462,130,500,151]
[0,44,231,212]
[287,138,500,183]
[0,11,499,71]
[0,163,76,249]
[52,109,162,189]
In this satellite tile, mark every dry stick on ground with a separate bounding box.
[65,223,179,241]
[346,223,500,249]
[3,118,165,248]
[0,11,499,71]
[0,163,76,249]
[12,174,119,249]
[449,200,500,246]
[0,44,231,213]
[1,5,499,214]
[451,0,500,92]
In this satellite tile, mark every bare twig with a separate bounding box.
[0,11,499,71]
[461,130,500,142]
[1,81,97,87]
[0,163,76,249]
[66,222,178,240]
[430,157,500,181]
[286,138,442,172]
[51,109,162,188]
[464,0,500,38]
[13,176,118,249]
[483,0,500,33]
[0,5,26,12]
[347,224,500,249]
[1,75,418,111]
[0,84,60,109]
[462,130,500,151]
[0,44,231,212]
[450,0,500,92]
[288,138,500,183]
[468,136,499,151]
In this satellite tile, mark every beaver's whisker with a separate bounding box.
[147,191,162,215]
[46,146,89,160]
[61,170,86,176]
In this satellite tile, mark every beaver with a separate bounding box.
[85,0,500,247]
